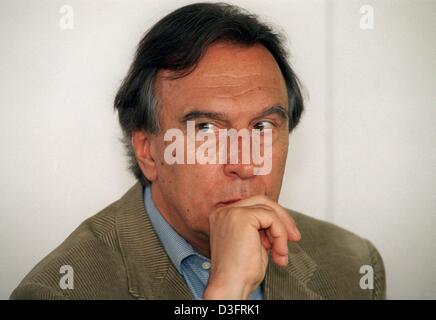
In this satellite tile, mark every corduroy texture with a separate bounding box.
[10,183,386,300]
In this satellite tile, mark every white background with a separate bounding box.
[0,0,435,299]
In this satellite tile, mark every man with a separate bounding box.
[11,2,386,300]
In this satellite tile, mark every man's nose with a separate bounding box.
[222,135,255,179]
[223,162,255,179]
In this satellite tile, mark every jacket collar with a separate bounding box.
[115,182,322,300]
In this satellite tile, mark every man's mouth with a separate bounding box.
[217,199,242,206]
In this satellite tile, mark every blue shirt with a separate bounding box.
[144,185,264,300]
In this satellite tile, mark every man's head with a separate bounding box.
[114,2,304,253]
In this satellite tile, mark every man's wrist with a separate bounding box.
[203,278,252,300]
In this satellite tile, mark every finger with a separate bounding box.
[250,209,289,267]
[245,204,293,244]
[262,224,284,262]
[264,228,287,266]
[233,196,300,242]
[265,223,289,267]
[265,228,273,244]
[262,201,300,242]
[259,230,271,250]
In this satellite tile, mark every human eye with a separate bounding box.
[196,122,217,133]
[253,120,275,131]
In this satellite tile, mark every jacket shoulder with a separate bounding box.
[10,198,130,300]
[288,209,386,299]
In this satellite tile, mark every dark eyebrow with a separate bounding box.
[179,105,288,124]
[179,110,227,123]
[256,105,288,120]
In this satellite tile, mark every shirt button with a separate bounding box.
[201,261,211,270]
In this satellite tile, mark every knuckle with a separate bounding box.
[255,204,275,213]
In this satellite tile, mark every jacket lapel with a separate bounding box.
[115,182,322,300]
[115,182,193,299]
[264,241,323,299]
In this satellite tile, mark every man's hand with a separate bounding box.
[203,195,301,300]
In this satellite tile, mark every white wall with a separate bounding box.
[0,0,435,299]
[329,0,436,299]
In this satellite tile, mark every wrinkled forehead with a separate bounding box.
[155,42,288,108]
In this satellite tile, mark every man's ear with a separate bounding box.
[131,130,157,182]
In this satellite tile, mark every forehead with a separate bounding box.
[155,42,288,118]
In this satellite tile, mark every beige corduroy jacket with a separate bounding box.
[10,183,386,300]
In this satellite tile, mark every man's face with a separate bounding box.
[146,42,289,242]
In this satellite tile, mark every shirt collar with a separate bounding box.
[144,184,208,273]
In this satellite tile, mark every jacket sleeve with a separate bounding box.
[365,240,387,300]
[10,283,69,300]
